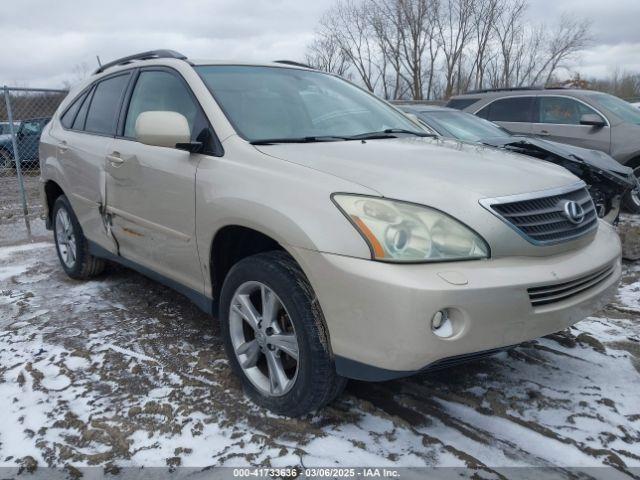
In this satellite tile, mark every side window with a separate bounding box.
[483,97,534,123]
[538,97,604,125]
[72,89,93,131]
[60,91,87,129]
[124,70,200,139]
[84,74,130,135]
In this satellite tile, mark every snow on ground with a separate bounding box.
[0,240,639,477]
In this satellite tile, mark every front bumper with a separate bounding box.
[291,222,621,380]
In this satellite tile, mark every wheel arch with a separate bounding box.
[209,224,289,301]
[44,180,65,228]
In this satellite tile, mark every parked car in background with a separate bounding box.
[40,50,621,416]
[398,104,637,221]
[0,121,19,135]
[0,117,50,171]
[446,88,640,212]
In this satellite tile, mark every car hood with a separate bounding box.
[485,136,635,186]
[255,136,579,203]
[255,136,595,258]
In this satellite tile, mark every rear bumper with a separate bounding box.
[291,222,621,380]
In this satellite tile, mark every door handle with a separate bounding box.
[58,141,68,153]
[106,153,124,165]
[538,130,551,136]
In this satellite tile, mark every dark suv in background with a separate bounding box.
[446,89,640,212]
[0,117,50,171]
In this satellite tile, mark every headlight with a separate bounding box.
[333,194,489,262]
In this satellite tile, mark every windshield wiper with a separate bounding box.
[250,136,347,145]
[348,128,436,140]
[250,129,435,144]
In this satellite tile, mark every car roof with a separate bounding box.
[189,59,311,69]
[450,88,599,100]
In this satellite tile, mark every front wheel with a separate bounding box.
[623,163,640,214]
[52,195,105,279]
[220,251,345,416]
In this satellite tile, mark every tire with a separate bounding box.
[0,149,14,174]
[623,161,640,214]
[52,195,105,280]
[219,250,345,416]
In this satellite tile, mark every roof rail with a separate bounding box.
[94,50,188,74]
[273,60,313,69]
[465,86,540,94]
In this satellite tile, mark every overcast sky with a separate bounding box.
[1,0,638,88]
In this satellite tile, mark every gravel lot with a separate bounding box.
[0,234,639,477]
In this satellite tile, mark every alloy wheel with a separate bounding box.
[55,208,77,268]
[229,281,299,397]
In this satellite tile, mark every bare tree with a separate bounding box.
[463,0,502,91]
[305,0,593,99]
[436,0,475,98]
[319,0,381,92]
[531,14,592,85]
[305,36,351,76]
[371,0,441,100]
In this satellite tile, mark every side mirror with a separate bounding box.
[579,113,606,128]
[135,111,191,149]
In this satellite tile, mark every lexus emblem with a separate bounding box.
[561,200,585,224]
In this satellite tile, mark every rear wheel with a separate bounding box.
[220,251,345,416]
[623,161,640,214]
[52,195,105,279]
[0,150,14,174]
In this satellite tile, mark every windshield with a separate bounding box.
[587,92,640,125]
[419,110,512,142]
[196,65,420,142]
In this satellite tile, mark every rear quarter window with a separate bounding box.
[60,91,88,129]
[445,98,481,110]
[84,74,131,135]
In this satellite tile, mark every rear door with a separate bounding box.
[531,96,611,153]
[104,67,211,292]
[56,72,132,253]
[475,96,535,135]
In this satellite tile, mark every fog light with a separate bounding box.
[431,309,453,338]
[432,310,445,329]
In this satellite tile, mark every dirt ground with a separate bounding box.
[0,234,639,477]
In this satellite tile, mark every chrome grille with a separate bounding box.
[527,264,615,308]
[481,184,598,245]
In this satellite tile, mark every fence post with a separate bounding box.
[3,85,32,241]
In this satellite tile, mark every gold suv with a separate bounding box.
[40,50,621,416]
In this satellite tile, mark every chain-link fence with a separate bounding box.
[1,86,67,245]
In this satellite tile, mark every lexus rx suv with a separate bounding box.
[40,51,621,416]
[446,88,640,212]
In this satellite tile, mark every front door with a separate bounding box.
[532,96,611,153]
[104,68,208,293]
